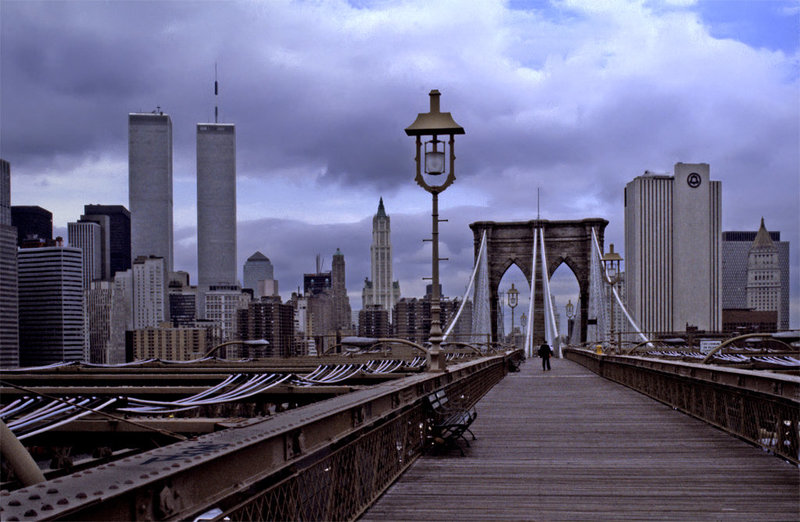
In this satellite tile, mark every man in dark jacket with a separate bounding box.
[538,343,552,371]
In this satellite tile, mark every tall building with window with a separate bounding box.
[11,205,52,246]
[197,122,237,317]
[624,163,721,333]
[18,244,85,365]
[83,204,131,277]
[129,112,173,272]
[68,220,102,289]
[362,198,401,323]
[237,299,295,357]
[0,158,19,367]
[331,248,352,331]
[132,255,167,329]
[243,251,276,298]
[722,222,789,331]
[746,219,781,317]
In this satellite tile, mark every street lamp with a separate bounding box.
[601,244,623,351]
[507,283,519,347]
[405,89,465,372]
[565,299,576,342]
[204,339,269,359]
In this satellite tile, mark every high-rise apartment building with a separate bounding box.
[237,299,296,357]
[129,112,173,272]
[132,255,167,329]
[722,222,789,331]
[362,198,401,322]
[204,285,248,342]
[168,271,197,327]
[129,326,212,361]
[0,159,19,367]
[18,244,85,366]
[197,123,236,317]
[358,305,390,338]
[624,163,721,333]
[68,220,102,289]
[83,204,131,277]
[11,205,52,246]
[86,280,113,364]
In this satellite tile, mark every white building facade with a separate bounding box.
[624,163,721,333]
[362,198,401,323]
[132,255,167,329]
[68,220,102,289]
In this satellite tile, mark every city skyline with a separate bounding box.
[1,1,798,328]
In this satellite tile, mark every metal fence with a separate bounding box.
[565,348,799,465]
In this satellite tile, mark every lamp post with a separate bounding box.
[405,90,465,372]
[565,299,576,343]
[507,283,519,347]
[520,312,527,347]
[601,244,623,352]
[204,339,269,359]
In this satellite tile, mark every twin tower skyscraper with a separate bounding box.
[128,110,236,318]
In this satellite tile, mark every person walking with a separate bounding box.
[538,342,553,371]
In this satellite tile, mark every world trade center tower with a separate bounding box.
[128,112,174,273]
[196,122,237,317]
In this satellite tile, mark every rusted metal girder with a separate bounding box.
[0,354,517,521]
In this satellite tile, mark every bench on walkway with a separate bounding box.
[425,389,477,455]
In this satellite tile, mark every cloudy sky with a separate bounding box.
[2,0,798,330]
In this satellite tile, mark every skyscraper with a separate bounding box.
[624,163,721,333]
[129,112,173,272]
[11,205,52,246]
[362,198,401,322]
[746,219,782,321]
[132,255,167,329]
[243,251,276,298]
[722,223,789,331]
[18,244,85,366]
[68,220,102,289]
[331,248,352,331]
[197,122,236,317]
[83,204,131,278]
[0,158,19,367]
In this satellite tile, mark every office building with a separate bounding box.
[132,255,167,329]
[624,163,721,333]
[18,244,85,366]
[331,248,352,332]
[169,271,197,327]
[86,280,113,364]
[746,219,782,316]
[394,288,461,345]
[243,251,276,298]
[204,285,249,342]
[362,198,401,322]
[722,222,789,331]
[0,159,19,367]
[68,220,102,289]
[11,205,52,246]
[83,204,131,277]
[129,112,173,272]
[197,122,236,317]
[110,269,133,364]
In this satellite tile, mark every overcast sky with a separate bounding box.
[2,0,798,330]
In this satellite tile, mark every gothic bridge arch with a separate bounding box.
[469,219,608,345]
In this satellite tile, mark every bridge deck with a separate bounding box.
[362,357,799,520]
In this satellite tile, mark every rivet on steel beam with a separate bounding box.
[124,480,133,485]
[109,485,119,490]
[27,495,40,500]
[76,492,87,499]
[56,498,69,505]
[23,509,37,517]
[47,489,58,495]
[93,491,102,496]
[9,500,20,506]
[41,504,53,511]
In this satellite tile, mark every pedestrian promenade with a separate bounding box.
[362,357,799,520]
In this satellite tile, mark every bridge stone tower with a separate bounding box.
[470,219,608,346]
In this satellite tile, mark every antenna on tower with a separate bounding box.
[214,63,219,123]
[537,187,540,221]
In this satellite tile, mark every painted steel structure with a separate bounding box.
[624,163,721,333]
[128,112,173,273]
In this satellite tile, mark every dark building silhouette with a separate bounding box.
[331,248,352,331]
[237,299,295,357]
[11,205,52,246]
[83,204,131,277]
[358,305,389,338]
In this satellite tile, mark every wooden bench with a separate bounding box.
[425,389,477,455]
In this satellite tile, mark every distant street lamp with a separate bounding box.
[405,90,465,371]
[565,299,576,342]
[601,244,623,351]
[204,339,269,358]
[520,312,527,344]
[507,283,519,348]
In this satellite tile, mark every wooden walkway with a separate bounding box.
[362,357,799,521]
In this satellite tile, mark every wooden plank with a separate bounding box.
[362,358,799,520]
